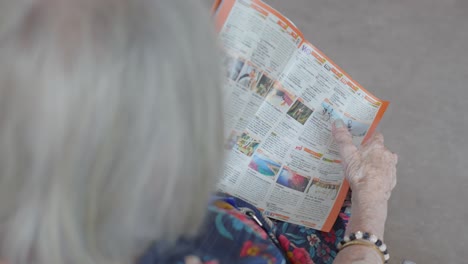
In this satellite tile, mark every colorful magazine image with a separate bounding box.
[225,130,242,150]
[248,151,281,177]
[287,99,314,125]
[237,61,260,90]
[223,55,245,81]
[319,100,339,122]
[265,82,296,112]
[253,73,274,97]
[320,101,370,139]
[344,118,370,138]
[276,167,310,192]
[306,178,341,199]
[235,131,261,157]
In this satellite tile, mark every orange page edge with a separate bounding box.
[211,0,222,13]
[214,0,305,41]
[252,0,305,41]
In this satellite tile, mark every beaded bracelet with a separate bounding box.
[337,231,390,263]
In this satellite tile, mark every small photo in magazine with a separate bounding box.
[287,99,314,125]
[342,117,370,139]
[223,55,245,81]
[306,178,341,200]
[320,100,370,138]
[224,130,241,150]
[265,82,296,112]
[248,150,282,177]
[319,101,339,122]
[236,61,260,90]
[235,131,261,157]
[276,167,310,192]
[253,73,274,97]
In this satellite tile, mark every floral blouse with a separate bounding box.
[138,194,351,264]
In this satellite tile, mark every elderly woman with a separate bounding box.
[0,0,397,264]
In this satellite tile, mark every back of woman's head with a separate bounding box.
[0,0,223,263]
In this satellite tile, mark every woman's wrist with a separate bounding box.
[346,193,388,239]
[351,188,390,207]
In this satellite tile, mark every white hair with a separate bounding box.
[0,0,223,263]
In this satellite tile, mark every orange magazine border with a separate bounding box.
[211,0,222,13]
[251,0,305,41]
[362,102,389,144]
[213,0,305,41]
[213,0,235,32]
[321,181,349,232]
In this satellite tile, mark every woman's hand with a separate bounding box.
[332,119,398,202]
[332,119,398,240]
[332,119,398,264]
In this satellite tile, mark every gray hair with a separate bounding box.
[0,0,223,263]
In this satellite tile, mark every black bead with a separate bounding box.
[363,232,370,239]
[349,234,356,240]
[375,239,382,247]
[383,250,388,255]
[340,240,346,245]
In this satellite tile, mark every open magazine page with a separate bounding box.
[214,0,389,232]
[215,0,303,132]
[268,41,389,231]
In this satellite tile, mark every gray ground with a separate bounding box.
[265,0,468,263]
[207,0,468,262]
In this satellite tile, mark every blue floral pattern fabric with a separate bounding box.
[138,193,351,264]
[273,210,350,264]
[138,206,286,264]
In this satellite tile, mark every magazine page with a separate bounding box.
[214,0,389,232]
[267,41,388,231]
[215,0,304,133]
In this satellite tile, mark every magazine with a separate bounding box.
[214,0,389,232]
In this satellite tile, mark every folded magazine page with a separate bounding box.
[214,0,389,231]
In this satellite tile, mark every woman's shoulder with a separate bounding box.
[138,206,286,264]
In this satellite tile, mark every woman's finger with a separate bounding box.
[332,119,358,164]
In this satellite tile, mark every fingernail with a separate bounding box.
[334,119,345,128]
